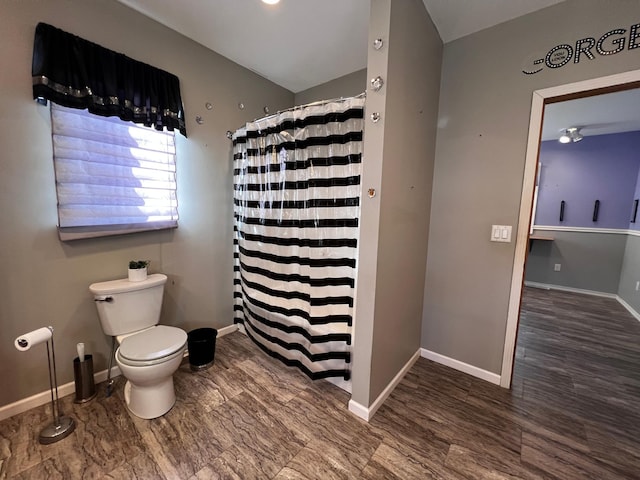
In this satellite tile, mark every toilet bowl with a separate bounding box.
[89,274,187,419]
[116,325,187,419]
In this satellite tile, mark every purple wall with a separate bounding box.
[632,166,640,231]
[534,131,640,229]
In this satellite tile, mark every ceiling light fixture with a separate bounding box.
[559,127,583,143]
[262,0,280,4]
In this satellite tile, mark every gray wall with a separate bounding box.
[422,0,640,374]
[294,69,367,106]
[619,235,640,313]
[525,231,627,293]
[0,0,293,407]
[352,0,441,407]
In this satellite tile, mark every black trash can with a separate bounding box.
[187,328,217,371]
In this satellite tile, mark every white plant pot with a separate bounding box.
[128,267,147,282]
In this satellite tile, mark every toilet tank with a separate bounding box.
[89,274,168,336]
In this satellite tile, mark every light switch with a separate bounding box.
[491,225,512,243]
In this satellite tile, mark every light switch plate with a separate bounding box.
[491,225,512,243]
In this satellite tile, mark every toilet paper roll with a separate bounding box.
[14,327,52,352]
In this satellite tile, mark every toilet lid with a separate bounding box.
[118,325,187,362]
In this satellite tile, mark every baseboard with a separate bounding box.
[217,324,239,337]
[524,281,617,299]
[348,349,420,422]
[347,399,370,421]
[420,348,501,385]
[616,295,640,322]
[0,365,122,422]
[0,324,240,422]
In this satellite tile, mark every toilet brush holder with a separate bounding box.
[73,355,97,403]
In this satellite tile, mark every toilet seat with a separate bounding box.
[117,325,187,367]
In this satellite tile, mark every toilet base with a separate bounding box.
[123,377,176,419]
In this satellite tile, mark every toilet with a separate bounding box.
[89,273,187,419]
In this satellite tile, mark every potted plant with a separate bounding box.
[128,260,150,282]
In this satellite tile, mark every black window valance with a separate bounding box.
[32,22,187,137]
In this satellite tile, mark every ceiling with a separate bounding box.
[542,88,640,141]
[116,0,566,93]
[116,0,639,139]
[423,0,565,44]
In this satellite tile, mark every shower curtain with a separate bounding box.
[232,95,364,381]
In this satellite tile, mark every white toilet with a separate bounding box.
[89,273,187,419]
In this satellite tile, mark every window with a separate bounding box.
[51,103,178,240]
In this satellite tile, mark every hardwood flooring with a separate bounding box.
[1,286,639,479]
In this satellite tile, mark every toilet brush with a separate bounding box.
[14,326,76,444]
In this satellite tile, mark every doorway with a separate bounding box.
[500,69,640,387]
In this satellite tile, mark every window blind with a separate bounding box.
[51,103,178,240]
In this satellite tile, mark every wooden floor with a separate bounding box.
[1,287,639,479]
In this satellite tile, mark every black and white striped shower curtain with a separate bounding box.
[232,96,364,380]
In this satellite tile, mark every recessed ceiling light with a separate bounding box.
[262,0,280,4]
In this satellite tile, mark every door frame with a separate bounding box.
[499,69,640,388]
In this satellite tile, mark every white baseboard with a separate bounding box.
[524,281,617,299]
[347,398,370,421]
[420,348,501,385]
[0,324,240,422]
[0,365,122,422]
[616,295,640,322]
[348,349,420,422]
[217,324,239,337]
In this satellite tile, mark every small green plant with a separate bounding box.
[129,260,150,269]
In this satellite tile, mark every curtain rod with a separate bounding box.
[254,91,366,122]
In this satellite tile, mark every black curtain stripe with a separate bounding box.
[243,316,350,362]
[244,108,363,137]
[233,197,360,210]
[240,274,354,307]
[238,245,356,269]
[232,154,362,175]
[243,326,350,381]
[245,132,363,155]
[235,216,358,230]
[233,175,361,192]
[235,111,363,145]
[237,232,358,249]
[239,261,355,288]
[238,231,357,249]
[242,286,352,326]
[243,301,351,344]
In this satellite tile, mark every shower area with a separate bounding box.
[232,95,365,386]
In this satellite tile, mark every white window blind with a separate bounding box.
[51,103,178,240]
